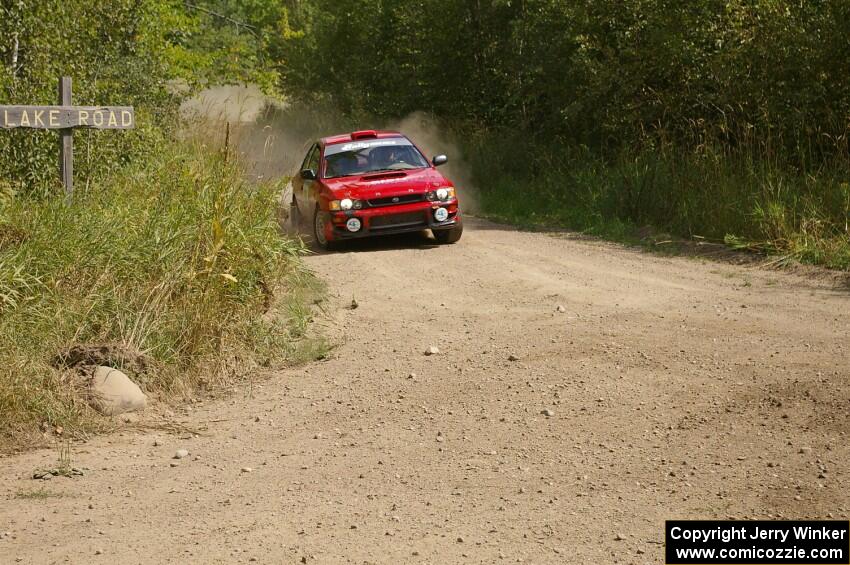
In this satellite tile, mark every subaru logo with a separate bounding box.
[392,197,399,203]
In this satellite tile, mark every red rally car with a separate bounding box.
[290,130,463,250]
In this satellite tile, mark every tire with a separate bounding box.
[433,221,463,244]
[279,181,298,232]
[290,199,303,229]
[312,206,337,251]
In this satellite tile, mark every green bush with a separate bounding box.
[0,0,187,193]
[469,133,850,269]
[0,136,316,449]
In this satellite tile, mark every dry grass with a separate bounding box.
[0,133,323,452]
[470,132,850,270]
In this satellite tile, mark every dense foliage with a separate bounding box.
[274,0,850,266]
[0,0,177,191]
[0,1,316,449]
[0,0,285,194]
[277,1,850,160]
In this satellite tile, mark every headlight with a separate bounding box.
[433,187,455,201]
[329,199,362,211]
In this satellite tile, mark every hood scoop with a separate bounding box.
[360,171,407,182]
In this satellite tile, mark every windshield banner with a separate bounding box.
[325,137,412,156]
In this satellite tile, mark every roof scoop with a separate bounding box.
[351,130,377,140]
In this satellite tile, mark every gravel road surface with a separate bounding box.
[2,218,847,564]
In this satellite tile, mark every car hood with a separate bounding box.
[324,168,451,199]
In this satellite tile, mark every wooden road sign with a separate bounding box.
[0,105,135,129]
[0,76,135,202]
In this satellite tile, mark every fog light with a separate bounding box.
[434,207,449,222]
[346,217,362,232]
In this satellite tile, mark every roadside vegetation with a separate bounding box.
[0,1,321,450]
[0,138,322,448]
[270,1,850,269]
[468,138,850,269]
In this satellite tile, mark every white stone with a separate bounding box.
[88,366,146,416]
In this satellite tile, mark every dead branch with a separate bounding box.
[183,2,259,39]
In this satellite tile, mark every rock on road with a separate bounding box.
[1,218,848,563]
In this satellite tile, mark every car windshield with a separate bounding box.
[323,137,429,178]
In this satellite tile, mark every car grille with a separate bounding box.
[367,194,424,207]
[370,211,427,230]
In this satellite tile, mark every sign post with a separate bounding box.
[59,76,73,202]
[0,76,135,203]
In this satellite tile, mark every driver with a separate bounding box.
[373,146,403,169]
[329,153,358,177]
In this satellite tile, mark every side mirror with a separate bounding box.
[432,155,448,167]
[300,169,317,180]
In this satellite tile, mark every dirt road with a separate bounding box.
[2,218,848,564]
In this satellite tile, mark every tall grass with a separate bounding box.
[468,131,850,269]
[0,132,320,450]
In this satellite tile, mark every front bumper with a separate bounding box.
[328,199,461,240]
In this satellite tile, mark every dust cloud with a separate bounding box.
[180,86,479,212]
[179,85,307,181]
[384,111,480,213]
[180,84,272,123]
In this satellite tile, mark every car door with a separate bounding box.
[299,143,320,217]
[295,144,320,216]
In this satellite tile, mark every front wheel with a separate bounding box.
[313,206,337,251]
[290,199,303,229]
[433,221,463,244]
